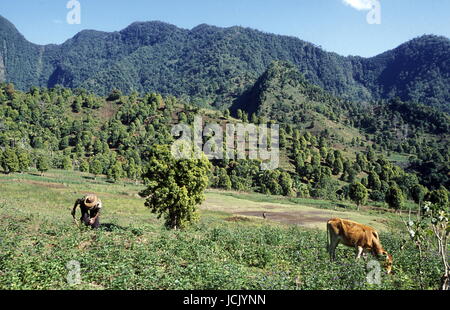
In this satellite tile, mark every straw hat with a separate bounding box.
[84,195,99,208]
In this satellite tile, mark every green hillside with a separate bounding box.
[1,15,449,111]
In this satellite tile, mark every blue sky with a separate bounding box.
[1,0,449,57]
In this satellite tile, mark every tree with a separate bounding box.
[139,145,211,230]
[385,185,405,213]
[107,89,122,101]
[127,158,141,184]
[17,148,31,173]
[89,159,103,179]
[279,171,295,197]
[251,113,258,124]
[0,148,19,174]
[215,167,232,190]
[236,109,243,121]
[411,184,428,209]
[349,182,368,211]
[258,170,282,195]
[79,159,89,172]
[332,157,343,175]
[36,155,50,176]
[368,171,381,191]
[107,161,123,183]
[62,156,73,170]
[223,109,230,119]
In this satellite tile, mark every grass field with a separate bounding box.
[0,170,444,290]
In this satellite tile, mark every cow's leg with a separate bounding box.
[329,237,340,261]
[356,246,364,260]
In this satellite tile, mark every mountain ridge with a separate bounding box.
[0,15,449,111]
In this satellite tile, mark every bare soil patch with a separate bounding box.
[18,179,67,189]
[235,210,334,227]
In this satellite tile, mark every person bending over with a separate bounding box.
[71,194,102,229]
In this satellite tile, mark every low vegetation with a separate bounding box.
[0,170,447,290]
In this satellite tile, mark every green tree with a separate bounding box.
[139,145,211,230]
[215,167,232,190]
[349,182,368,211]
[89,159,103,179]
[236,109,243,121]
[332,157,343,175]
[127,158,141,184]
[62,156,73,170]
[107,89,122,101]
[368,171,382,191]
[107,161,123,183]
[411,184,428,209]
[79,158,89,172]
[16,149,31,173]
[36,155,50,176]
[279,171,295,197]
[1,148,20,174]
[385,185,405,213]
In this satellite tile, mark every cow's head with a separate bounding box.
[382,251,393,274]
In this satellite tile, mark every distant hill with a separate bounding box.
[0,15,449,111]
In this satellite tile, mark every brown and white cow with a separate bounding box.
[327,218,393,274]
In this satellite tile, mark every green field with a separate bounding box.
[0,170,444,290]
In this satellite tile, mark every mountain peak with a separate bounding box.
[0,15,24,39]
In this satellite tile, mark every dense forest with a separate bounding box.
[0,82,448,211]
[0,15,449,111]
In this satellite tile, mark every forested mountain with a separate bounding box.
[231,60,450,189]
[0,15,449,111]
[1,83,448,196]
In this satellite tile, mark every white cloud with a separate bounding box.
[342,0,374,11]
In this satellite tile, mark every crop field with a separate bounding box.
[0,170,445,290]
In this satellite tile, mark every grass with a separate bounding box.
[0,170,445,290]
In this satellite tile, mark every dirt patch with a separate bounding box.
[225,216,252,223]
[18,179,67,189]
[261,205,278,210]
[234,211,333,227]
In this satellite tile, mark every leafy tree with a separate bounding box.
[349,182,368,211]
[385,185,405,213]
[79,159,89,172]
[89,159,103,179]
[139,145,211,230]
[0,148,20,174]
[332,157,343,175]
[107,89,122,101]
[279,171,295,197]
[16,148,31,173]
[36,155,50,176]
[127,158,141,184]
[215,167,232,190]
[62,156,72,170]
[236,109,243,121]
[411,184,428,208]
[258,170,283,196]
[368,171,382,191]
[107,161,123,183]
